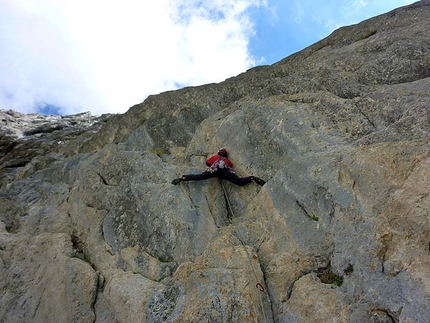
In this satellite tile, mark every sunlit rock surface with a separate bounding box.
[1,2,430,322]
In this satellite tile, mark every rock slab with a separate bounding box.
[1,1,430,322]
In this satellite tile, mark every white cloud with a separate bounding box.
[290,0,417,40]
[0,0,264,115]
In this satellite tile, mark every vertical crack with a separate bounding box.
[296,200,319,221]
[219,180,233,224]
[91,273,105,323]
[96,172,109,186]
[220,180,274,322]
[355,104,377,130]
[70,233,103,323]
[256,254,276,323]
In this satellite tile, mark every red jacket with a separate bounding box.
[206,155,233,170]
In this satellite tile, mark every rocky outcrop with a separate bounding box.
[0,110,111,172]
[1,1,430,322]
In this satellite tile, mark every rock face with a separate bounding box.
[1,1,430,322]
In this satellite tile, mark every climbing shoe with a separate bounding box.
[171,178,183,185]
[251,176,266,186]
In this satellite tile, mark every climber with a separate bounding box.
[171,148,266,186]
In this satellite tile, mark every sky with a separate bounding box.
[0,0,417,116]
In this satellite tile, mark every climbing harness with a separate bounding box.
[209,156,232,173]
[219,179,270,322]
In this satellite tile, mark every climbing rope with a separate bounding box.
[219,180,270,322]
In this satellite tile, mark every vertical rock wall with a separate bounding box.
[1,1,430,322]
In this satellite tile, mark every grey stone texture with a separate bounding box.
[1,1,430,322]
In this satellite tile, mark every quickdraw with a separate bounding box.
[256,283,266,294]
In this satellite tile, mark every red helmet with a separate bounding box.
[218,148,228,157]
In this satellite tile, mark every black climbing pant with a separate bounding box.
[183,169,253,186]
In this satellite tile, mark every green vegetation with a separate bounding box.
[344,263,354,275]
[149,147,164,158]
[295,200,319,221]
[317,269,344,287]
[317,263,353,287]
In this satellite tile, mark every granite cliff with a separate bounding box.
[1,1,430,322]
